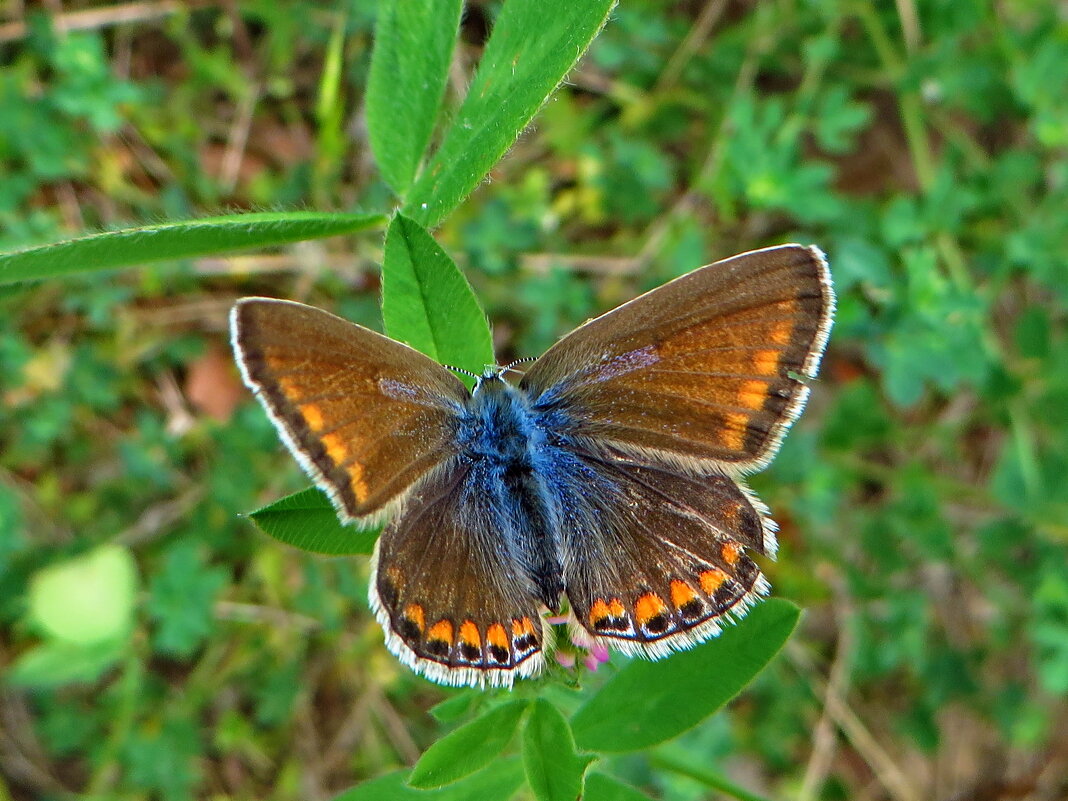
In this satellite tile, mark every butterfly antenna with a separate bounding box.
[500,356,537,377]
[443,364,480,379]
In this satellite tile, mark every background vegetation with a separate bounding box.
[2,1,1067,800]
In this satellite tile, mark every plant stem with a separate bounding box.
[648,751,777,801]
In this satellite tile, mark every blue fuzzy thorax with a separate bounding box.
[463,373,545,462]
[455,372,570,607]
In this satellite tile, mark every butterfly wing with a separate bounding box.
[370,460,548,688]
[559,446,773,656]
[520,244,834,474]
[230,298,469,523]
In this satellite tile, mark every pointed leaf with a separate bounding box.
[404,0,616,227]
[0,212,386,285]
[367,0,464,195]
[334,758,525,801]
[409,700,528,789]
[6,640,126,688]
[382,214,494,381]
[523,699,595,801]
[248,487,377,556]
[571,599,801,752]
[429,691,481,724]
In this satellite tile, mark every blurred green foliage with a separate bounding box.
[2,1,1067,800]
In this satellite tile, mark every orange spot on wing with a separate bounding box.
[321,432,349,465]
[511,617,537,654]
[634,592,667,625]
[722,412,747,450]
[300,403,324,431]
[608,599,626,618]
[738,379,770,410]
[459,620,481,648]
[347,461,369,501]
[721,541,742,566]
[403,604,425,631]
[770,318,794,346]
[670,580,697,608]
[486,623,508,650]
[278,375,300,396]
[753,349,780,376]
[428,620,454,645]
[700,569,727,595]
[589,599,611,627]
[511,617,535,637]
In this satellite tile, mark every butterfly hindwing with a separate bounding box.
[370,460,547,688]
[520,244,834,474]
[231,298,469,523]
[559,446,773,656]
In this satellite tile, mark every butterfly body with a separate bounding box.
[453,372,565,610]
[231,244,835,688]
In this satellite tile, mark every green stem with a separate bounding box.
[1008,401,1042,502]
[86,647,144,796]
[854,2,979,299]
[649,751,777,801]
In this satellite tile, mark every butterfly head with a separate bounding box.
[472,366,508,395]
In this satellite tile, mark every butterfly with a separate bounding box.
[230,244,834,688]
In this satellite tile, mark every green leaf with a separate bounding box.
[123,714,202,801]
[335,758,526,801]
[29,544,138,645]
[0,211,386,284]
[403,0,616,227]
[584,773,654,801]
[146,541,229,658]
[366,0,463,195]
[382,214,494,380]
[6,639,126,688]
[249,487,377,556]
[522,699,595,801]
[429,691,481,724]
[571,599,801,752]
[409,699,528,789]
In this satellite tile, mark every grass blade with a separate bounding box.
[0,211,386,285]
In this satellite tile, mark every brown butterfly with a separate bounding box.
[231,244,834,687]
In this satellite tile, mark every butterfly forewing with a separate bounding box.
[371,462,547,688]
[520,245,834,474]
[231,298,469,523]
